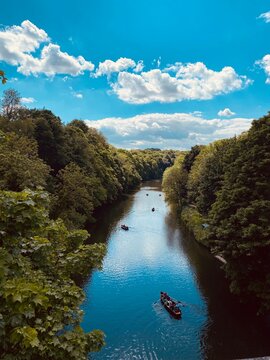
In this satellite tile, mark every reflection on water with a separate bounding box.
[81,181,270,360]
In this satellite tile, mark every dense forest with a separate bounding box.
[0,87,177,359]
[162,114,270,313]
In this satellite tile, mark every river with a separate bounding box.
[81,180,270,360]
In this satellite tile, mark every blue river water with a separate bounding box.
[81,181,270,360]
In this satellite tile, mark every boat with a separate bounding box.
[152,208,155,212]
[121,224,129,231]
[160,291,181,319]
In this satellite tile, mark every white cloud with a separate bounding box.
[111,62,251,104]
[0,20,94,77]
[18,43,94,76]
[94,57,143,77]
[258,11,270,23]
[21,97,36,103]
[84,113,253,149]
[257,54,270,83]
[218,108,236,117]
[73,93,83,99]
[0,20,49,65]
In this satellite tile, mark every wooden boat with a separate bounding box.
[121,224,129,231]
[160,291,181,319]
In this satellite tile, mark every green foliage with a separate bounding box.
[181,207,209,246]
[162,153,187,208]
[53,162,104,229]
[0,132,50,191]
[31,109,68,172]
[0,189,106,359]
[208,116,270,312]
[187,138,236,214]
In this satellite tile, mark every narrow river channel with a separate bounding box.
[81,180,270,360]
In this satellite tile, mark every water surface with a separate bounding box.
[82,181,270,360]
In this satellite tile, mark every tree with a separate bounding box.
[0,188,106,359]
[1,89,21,120]
[208,115,270,312]
[31,110,67,172]
[53,163,105,229]
[68,119,89,133]
[162,154,187,208]
[0,132,50,191]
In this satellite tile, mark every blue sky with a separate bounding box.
[1,0,270,149]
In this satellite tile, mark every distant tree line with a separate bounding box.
[162,114,270,313]
[0,88,177,359]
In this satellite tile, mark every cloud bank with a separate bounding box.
[85,113,253,149]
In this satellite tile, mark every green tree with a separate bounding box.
[162,154,187,208]
[0,132,50,191]
[31,110,67,172]
[208,115,270,312]
[0,188,106,359]
[53,163,105,229]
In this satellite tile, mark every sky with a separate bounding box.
[0,0,270,149]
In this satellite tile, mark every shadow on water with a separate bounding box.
[86,189,138,245]
[166,205,270,360]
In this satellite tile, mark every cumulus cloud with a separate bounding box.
[257,54,270,83]
[84,113,253,149]
[0,20,94,77]
[217,108,236,117]
[258,11,270,23]
[94,57,143,77]
[0,20,49,65]
[111,62,251,104]
[21,97,36,104]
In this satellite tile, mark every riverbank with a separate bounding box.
[179,206,228,264]
[180,206,209,247]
